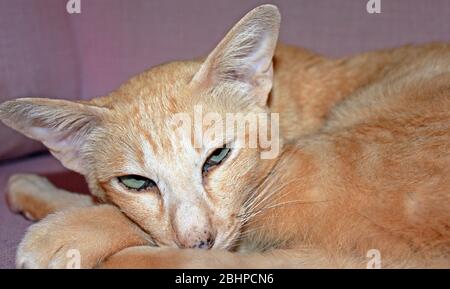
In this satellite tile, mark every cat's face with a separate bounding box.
[88,63,277,249]
[0,5,281,249]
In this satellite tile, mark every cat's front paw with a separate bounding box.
[16,208,110,269]
[16,212,98,269]
[6,173,56,221]
[16,205,148,269]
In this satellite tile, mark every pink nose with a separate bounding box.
[178,230,215,249]
[172,202,216,249]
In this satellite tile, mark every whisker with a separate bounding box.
[264,198,332,210]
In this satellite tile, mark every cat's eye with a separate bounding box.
[203,146,231,173]
[118,175,156,191]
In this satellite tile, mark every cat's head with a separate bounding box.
[0,5,281,249]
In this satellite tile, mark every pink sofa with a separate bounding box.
[0,0,448,268]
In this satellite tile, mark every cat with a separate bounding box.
[1,4,449,268]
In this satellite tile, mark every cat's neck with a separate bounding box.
[237,142,321,251]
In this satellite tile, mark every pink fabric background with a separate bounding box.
[0,0,449,268]
[0,0,80,159]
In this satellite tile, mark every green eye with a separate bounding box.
[203,146,231,173]
[118,175,156,191]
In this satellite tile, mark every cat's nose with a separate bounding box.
[192,234,215,249]
[178,231,215,250]
[172,202,216,249]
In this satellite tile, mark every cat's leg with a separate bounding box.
[6,174,95,221]
[99,246,367,269]
[101,246,450,268]
[16,204,151,269]
[101,238,450,268]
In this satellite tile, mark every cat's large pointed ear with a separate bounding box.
[191,4,281,106]
[0,98,108,174]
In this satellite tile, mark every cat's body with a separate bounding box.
[234,42,450,267]
[243,44,450,265]
[1,5,449,268]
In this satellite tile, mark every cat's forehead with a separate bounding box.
[108,62,202,115]
[97,62,229,165]
[101,62,243,130]
[95,60,257,171]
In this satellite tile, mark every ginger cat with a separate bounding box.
[1,5,449,268]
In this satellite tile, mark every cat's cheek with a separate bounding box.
[97,183,172,245]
